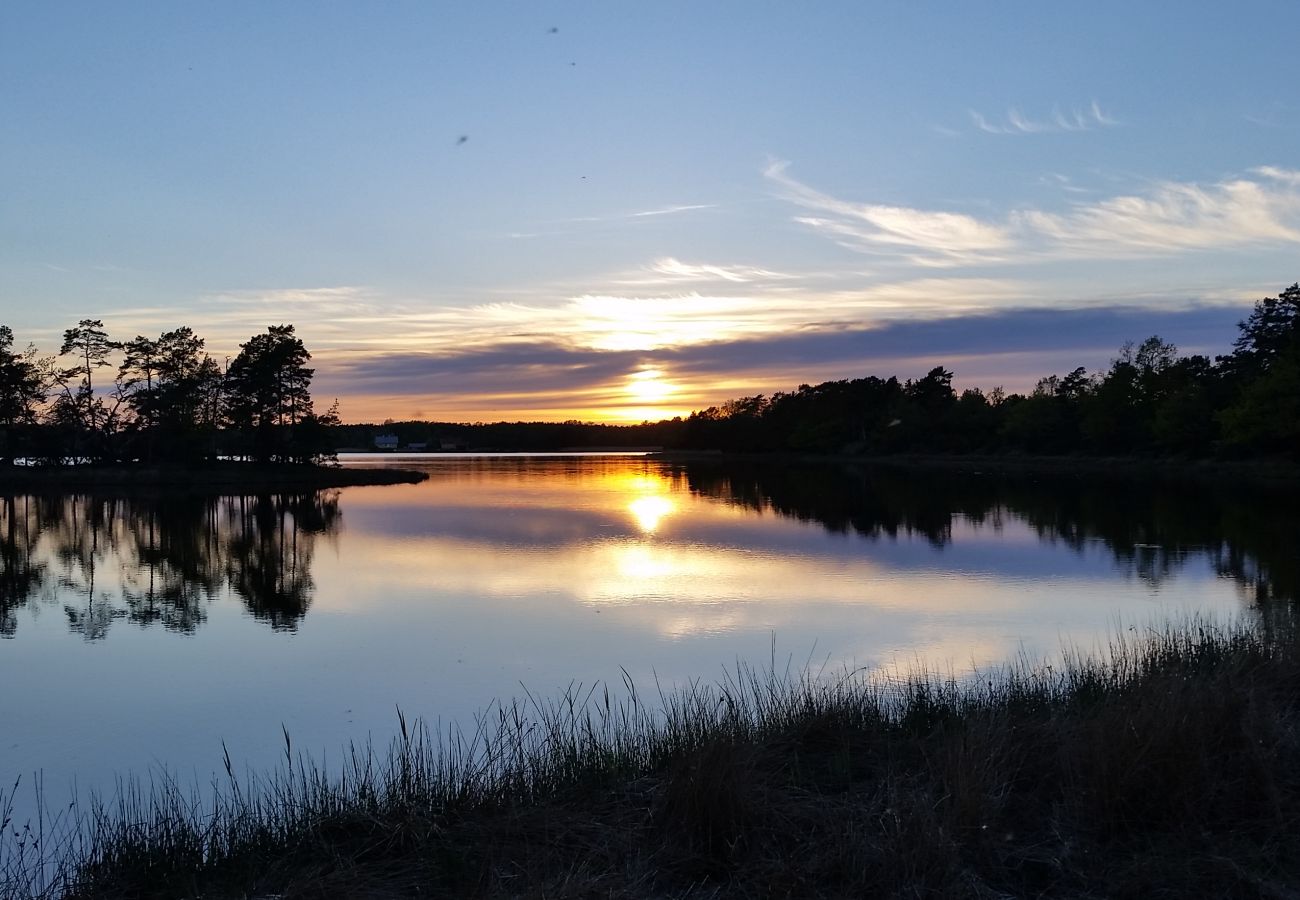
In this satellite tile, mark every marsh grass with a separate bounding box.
[4,618,1300,898]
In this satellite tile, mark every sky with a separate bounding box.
[2,1,1298,423]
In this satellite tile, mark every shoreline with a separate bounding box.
[652,449,1300,487]
[7,618,1297,898]
[0,462,428,492]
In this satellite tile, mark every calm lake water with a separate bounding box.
[1,454,1295,825]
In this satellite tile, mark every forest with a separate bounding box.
[0,321,336,465]
[673,283,1298,457]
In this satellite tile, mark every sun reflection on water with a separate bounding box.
[628,494,675,533]
[614,543,677,580]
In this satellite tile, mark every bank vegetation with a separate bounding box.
[4,617,1299,898]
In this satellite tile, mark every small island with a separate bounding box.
[0,321,425,491]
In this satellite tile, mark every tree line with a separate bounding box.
[678,283,1300,459]
[6,283,1293,463]
[0,321,337,465]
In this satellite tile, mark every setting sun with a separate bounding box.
[626,368,676,403]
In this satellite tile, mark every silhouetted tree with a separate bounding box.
[119,326,223,461]
[57,319,119,433]
[1227,283,1300,379]
[1077,337,1177,453]
[1220,284,1300,455]
[224,325,317,462]
[906,366,956,411]
[1001,368,1091,453]
[0,325,48,464]
[53,319,122,461]
[1149,354,1222,453]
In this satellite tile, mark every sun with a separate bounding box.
[626,368,676,403]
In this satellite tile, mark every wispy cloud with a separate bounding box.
[764,160,1014,266]
[631,203,717,218]
[1037,173,1094,195]
[1242,101,1294,129]
[548,203,715,226]
[969,101,1117,135]
[1015,171,1300,253]
[636,257,798,284]
[167,275,1030,365]
[768,162,1300,264]
[1253,165,1300,187]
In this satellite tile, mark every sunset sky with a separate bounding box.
[3,2,1298,423]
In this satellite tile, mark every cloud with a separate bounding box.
[768,163,1300,264]
[765,160,1014,265]
[548,203,715,226]
[1242,101,1295,129]
[970,100,1118,135]
[483,203,717,239]
[637,257,798,284]
[546,277,1027,351]
[631,204,717,218]
[1015,172,1300,253]
[656,304,1243,379]
[1254,166,1300,187]
[313,303,1248,421]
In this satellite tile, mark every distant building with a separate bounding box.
[373,433,400,451]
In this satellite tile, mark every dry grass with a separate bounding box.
[4,618,1300,898]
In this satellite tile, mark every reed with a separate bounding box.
[4,616,1298,898]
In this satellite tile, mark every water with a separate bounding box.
[0,454,1294,825]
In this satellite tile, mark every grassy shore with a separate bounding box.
[4,618,1299,898]
[0,462,427,492]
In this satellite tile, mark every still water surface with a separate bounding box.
[1,454,1294,823]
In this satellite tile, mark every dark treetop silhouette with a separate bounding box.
[0,322,337,467]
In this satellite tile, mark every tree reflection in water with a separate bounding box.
[675,461,1300,616]
[1,463,1296,641]
[0,491,340,639]
[0,495,46,636]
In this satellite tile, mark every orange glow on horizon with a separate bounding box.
[321,348,1061,425]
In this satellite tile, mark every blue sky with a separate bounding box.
[2,1,1298,421]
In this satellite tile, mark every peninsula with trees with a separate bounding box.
[0,321,421,488]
